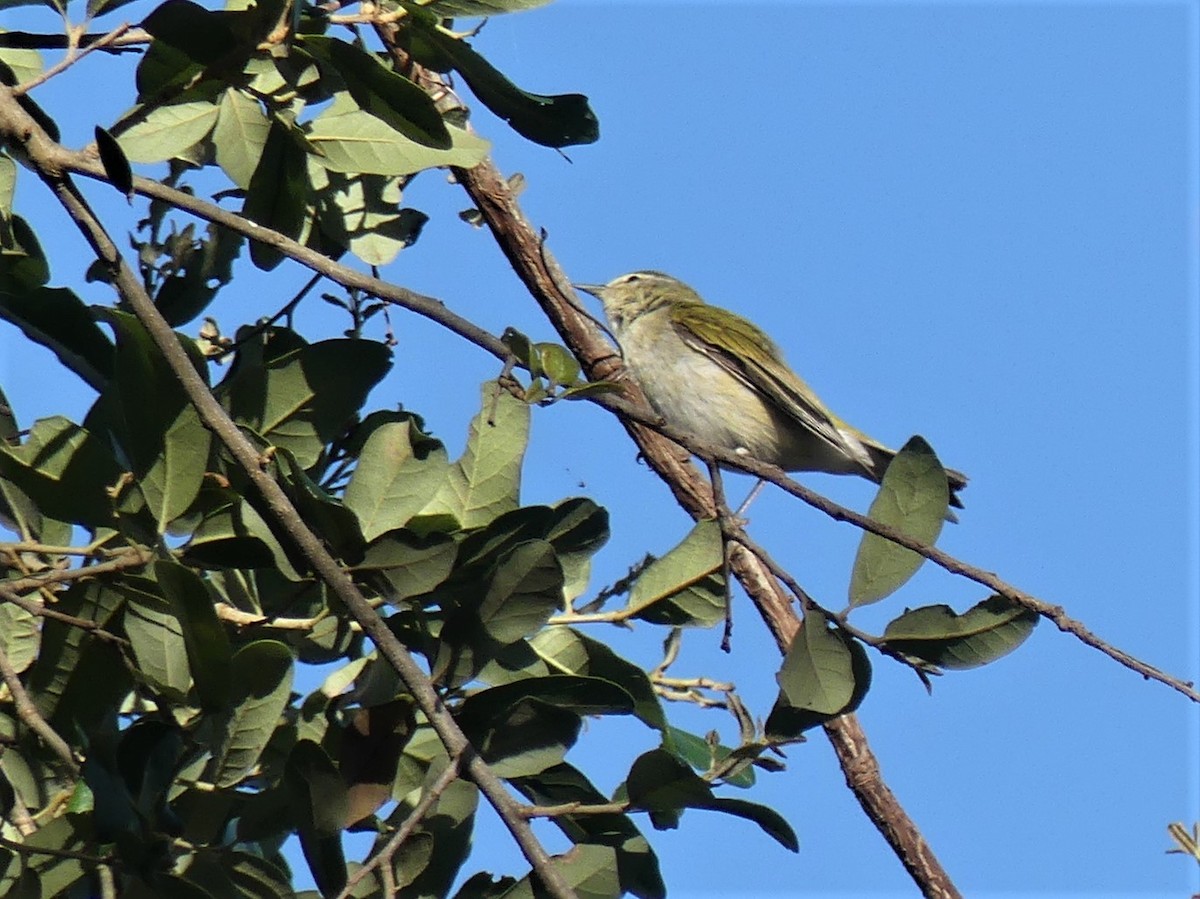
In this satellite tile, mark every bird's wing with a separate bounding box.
[669,304,862,462]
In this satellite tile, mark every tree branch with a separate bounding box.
[443,139,965,898]
[0,85,578,899]
[0,643,79,775]
[41,104,1199,701]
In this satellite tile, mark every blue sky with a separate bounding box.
[2,2,1198,897]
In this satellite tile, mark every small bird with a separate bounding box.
[574,270,967,508]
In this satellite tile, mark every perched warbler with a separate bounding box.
[574,270,967,508]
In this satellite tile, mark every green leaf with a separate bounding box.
[503,845,620,899]
[775,608,857,714]
[0,43,43,87]
[155,560,233,710]
[420,381,530,529]
[211,640,294,787]
[26,582,125,722]
[0,151,15,218]
[344,417,449,541]
[0,215,50,293]
[628,520,725,628]
[460,699,580,779]
[94,125,133,198]
[142,0,242,67]
[475,539,564,644]
[420,28,599,148]
[153,222,243,327]
[433,539,564,688]
[535,342,581,386]
[97,308,211,531]
[243,117,310,271]
[213,88,270,190]
[701,797,798,852]
[625,748,712,814]
[661,726,754,789]
[880,595,1039,669]
[221,336,392,468]
[354,529,457,603]
[458,676,636,726]
[122,581,192,699]
[287,742,349,897]
[0,416,119,527]
[115,99,221,164]
[765,626,871,739]
[273,446,365,562]
[301,36,451,150]
[529,628,666,731]
[310,167,428,267]
[509,763,666,899]
[306,107,489,176]
[0,604,38,674]
[624,749,796,851]
[383,776,478,899]
[849,435,950,607]
[134,39,203,100]
[0,286,114,391]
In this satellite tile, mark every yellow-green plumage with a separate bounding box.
[575,270,967,507]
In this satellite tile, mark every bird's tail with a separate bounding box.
[860,442,968,510]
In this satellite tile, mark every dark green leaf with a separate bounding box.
[0,287,113,391]
[510,763,665,899]
[96,308,211,531]
[221,335,392,468]
[880,595,1039,669]
[775,608,858,715]
[625,748,711,816]
[301,36,451,149]
[849,436,949,607]
[0,215,51,293]
[273,447,365,563]
[242,118,310,270]
[155,560,233,710]
[94,125,133,198]
[211,640,294,787]
[141,0,241,67]
[0,415,119,527]
[628,520,725,628]
[420,28,598,148]
[287,740,349,896]
[529,628,665,731]
[700,797,798,852]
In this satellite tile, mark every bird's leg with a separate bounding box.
[734,478,767,520]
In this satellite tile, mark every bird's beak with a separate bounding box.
[572,283,605,298]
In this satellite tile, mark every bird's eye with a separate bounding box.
[624,274,641,283]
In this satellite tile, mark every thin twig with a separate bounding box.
[0,584,129,646]
[335,755,464,899]
[12,22,132,97]
[0,643,79,774]
[0,834,110,864]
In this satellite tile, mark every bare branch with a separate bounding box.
[12,23,133,97]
